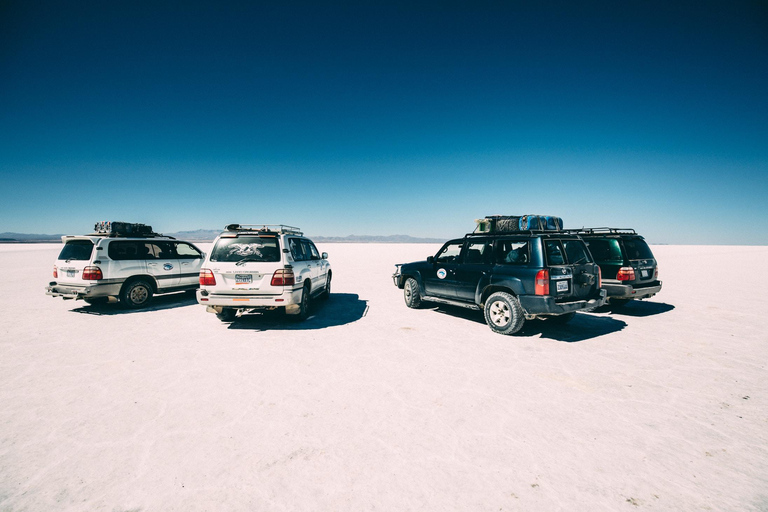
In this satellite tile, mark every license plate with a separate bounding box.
[66,270,76,277]
[235,274,252,284]
[556,280,569,293]
[641,270,649,278]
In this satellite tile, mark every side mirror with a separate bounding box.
[427,256,435,264]
[322,252,328,259]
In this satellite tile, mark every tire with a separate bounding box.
[483,291,525,335]
[610,298,631,309]
[120,279,154,309]
[216,308,237,322]
[294,284,311,321]
[320,272,331,300]
[548,311,576,324]
[403,277,422,308]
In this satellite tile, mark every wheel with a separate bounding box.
[548,311,576,324]
[320,272,331,300]
[403,277,422,308]
[610,298,631,309]
[120,279,154,309]
[293,284,311,321]
[216,308,237,322]
[483,291,525,335]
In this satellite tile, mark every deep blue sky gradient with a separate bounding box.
[1,1,766,243]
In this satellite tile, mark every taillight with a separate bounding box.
[271,267,295,286]
[617,267,635,281]
[53,265,58,278]
[535,269,549,295]
[82,266,103,280]
[655,266,659,279]
[199,269,216,286]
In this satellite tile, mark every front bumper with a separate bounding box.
[602,280,662,300]
[45,282,122,300]
[197,287,304,310]
[519,288,607,317]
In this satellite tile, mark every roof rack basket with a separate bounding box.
[91,221,173,239]
[561,227,637,235]
[224,224,303,236]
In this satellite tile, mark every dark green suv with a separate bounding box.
[572,228,662,307]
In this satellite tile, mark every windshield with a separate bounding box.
[624,238,654,260]
[58,240,93,261]
[210,236,280,262]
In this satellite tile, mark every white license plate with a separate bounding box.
[556,280,569,292]
[66,270,76,277]
[641,270,649,278]
[235,274,253,284]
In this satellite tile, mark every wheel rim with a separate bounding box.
[130,285,149,304]
[489,300,511,327]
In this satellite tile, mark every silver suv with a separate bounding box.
[46,221,205,308]
[197,224,331,322]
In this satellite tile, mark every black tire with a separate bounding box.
[216,308,237,322]
[120,279,154,309]
[320,272,331,300]
[610,298,631,309]
[548,311,576,324]
[294,283,311,321]
[483,291,525,335]
[403,277,422,308]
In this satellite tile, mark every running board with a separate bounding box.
[422,295,481,310]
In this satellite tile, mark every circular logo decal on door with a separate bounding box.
[437,268,447,279]
[163,263,174,271]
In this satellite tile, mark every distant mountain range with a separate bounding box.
[0,230,443,244]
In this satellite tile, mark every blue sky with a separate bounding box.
[1,1,766,244]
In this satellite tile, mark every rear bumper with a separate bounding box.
[519,288,607,316]
[602,280,662,300]
[45,282,122,300]
[197,286,303,310]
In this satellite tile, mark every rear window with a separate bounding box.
[624,238,654,260]
[211,236,280,262]
[586,239,623,265]
[58,240,93,261]
[563,239,593,264]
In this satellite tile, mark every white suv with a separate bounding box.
[46,221,205,308]
[197,224,331,322]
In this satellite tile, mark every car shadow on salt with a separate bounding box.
[69,291,198,315]
[226,293,369,331]
[430,305,626,343]
[602,301,675,317]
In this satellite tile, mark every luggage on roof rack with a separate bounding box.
[94,221,155,236]
[224,224,303,236]
[475,215,563,233]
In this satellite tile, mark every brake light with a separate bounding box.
[82,266,103,280]
[617,267,635,281]
[655,266,659,279]
[199,269,216,286]
[271,267,295,286]
[53,265,58,278]
[535,269,549,295]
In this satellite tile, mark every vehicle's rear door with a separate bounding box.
[144,241,180,289]
[544,239,599,300]
[210,235,283,296]
[55,238,95,285]
[622,237,658,284]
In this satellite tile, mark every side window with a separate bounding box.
[496,240,530,265]
[545,240,565,265]
[563,239,592,264]
[585,239,622,264]
[303,240,320,260]
[108,241,141,260]
[175,242,202,259]
[143,242,174,259]
[289,238,306,261]
[464,241,491,264]
[435,242,463,264]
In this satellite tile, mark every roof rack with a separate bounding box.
[89,221,174,239]
[224,224,303,236]
[464,229,570,238]
[561,227,637,235]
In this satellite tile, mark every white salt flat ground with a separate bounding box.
[1,243,767,511]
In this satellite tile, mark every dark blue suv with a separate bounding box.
[392,231,607,335]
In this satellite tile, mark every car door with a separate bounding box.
[144,241,180,289]
[453,239,493,302]
[422,240,463,298]
[303,240,323,293]
[174,241,204,287]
